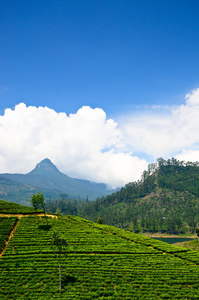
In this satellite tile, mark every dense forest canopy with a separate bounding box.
[46,158,199,234]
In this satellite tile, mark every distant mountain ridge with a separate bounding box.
[0,159,114,205]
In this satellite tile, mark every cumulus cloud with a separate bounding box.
[120,88,199,162]
[1,88,199,188]
[0,103,147,188]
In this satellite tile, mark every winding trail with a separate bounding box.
[0,213,57,218]
[0,217,19,257]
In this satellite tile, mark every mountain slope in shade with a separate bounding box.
[0,174,64,206]
[0,159,114,203]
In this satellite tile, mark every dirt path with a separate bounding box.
[0,213,57,219]
[0,218,19,257]
[142,234,196,238]
[0,213,57,257]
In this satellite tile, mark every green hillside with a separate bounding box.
[174,238,199,252]
[61,159,199,234]
[0,199,40,214]
[1,203,199,299]
[0,176,61,206]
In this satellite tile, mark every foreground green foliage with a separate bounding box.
[1,215,199,299]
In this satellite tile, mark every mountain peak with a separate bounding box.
[38,158,55,166]
[30,158,61,175]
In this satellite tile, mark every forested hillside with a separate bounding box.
[47,158,199,234]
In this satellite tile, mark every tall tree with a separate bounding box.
[30,192,48,224]
[51,229,68,293]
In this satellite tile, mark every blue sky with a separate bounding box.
[1,1,199,187]
[1,0,199,115]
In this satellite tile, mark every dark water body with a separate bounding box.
[152,237,195,244]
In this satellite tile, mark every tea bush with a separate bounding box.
[1,215,199,299]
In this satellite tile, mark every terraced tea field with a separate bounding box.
[0,199,40,214]
[0,217,18,254]
[1,208,199,298]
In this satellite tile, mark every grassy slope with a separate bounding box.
[1,213,199,299]
[0,199,40,214]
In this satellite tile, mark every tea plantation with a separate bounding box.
[1,201,199,299]
[0,199,40,214]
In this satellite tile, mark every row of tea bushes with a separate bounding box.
[4,216,161,255]
[1,215,199,299]
[1,252,199,299]
[0,199,38,214]
[0,217,17,252]
[68,216,189,254]
[174,249,199,265]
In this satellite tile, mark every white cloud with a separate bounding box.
[0,103,147,188]
[120,88,199,163]
[176,149,199,163]
[2,88,199,188]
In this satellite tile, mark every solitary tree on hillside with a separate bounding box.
[30,192,48,225]
[51,229,68,293]
[97,217,103,224]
